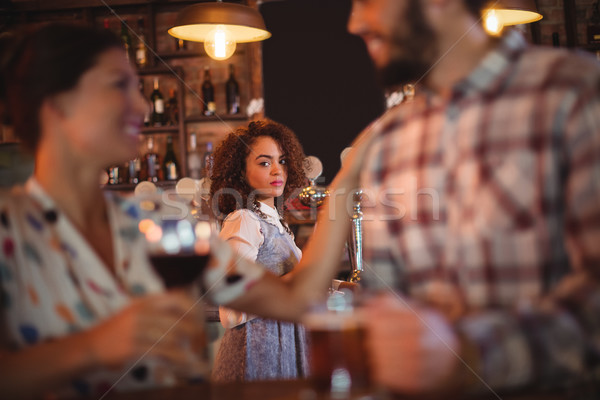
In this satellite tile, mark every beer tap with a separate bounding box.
[347,190,363,283]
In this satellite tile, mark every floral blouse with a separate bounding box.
[0,179,265,396]
[0,179,168,395]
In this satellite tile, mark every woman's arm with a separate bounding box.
[0,292,203,399]
[214,127,379,321]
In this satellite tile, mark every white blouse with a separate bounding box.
[218,202,302,328]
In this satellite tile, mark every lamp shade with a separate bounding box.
[168,2,271,43]
[486,0,543,25]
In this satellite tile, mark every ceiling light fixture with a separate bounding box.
[483,0,543,36]
[168,0,271,61]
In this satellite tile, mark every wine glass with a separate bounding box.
[134,182,216,381]
[135,181,215,290]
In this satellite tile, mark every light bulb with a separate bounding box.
[484,9,504,36]
[204,25,237,60]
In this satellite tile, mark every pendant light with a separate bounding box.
[168,0,271,61]
[483,0,543,36]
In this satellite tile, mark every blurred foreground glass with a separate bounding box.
[135,187,216,289]
[134,185,218,381]
[303,291,371,399]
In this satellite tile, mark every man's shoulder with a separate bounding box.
[517,45,600,88]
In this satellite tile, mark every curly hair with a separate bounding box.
[210,119,306,222]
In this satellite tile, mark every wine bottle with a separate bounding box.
[163,135,179,181]
[139,78,150,127]
[226,63,240,114]
[150,77,165,126]
[187,132,202,180]
[120,20,132,62]
[144,136,160,183]
[201,66,216,116]
[166,89,179,126]
[135,17,148,68]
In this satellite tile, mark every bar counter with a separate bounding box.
[91,379,580,400]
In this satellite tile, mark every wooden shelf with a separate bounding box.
[141,126,179,134]
[102,180,177,191]
[185,113,248,123]
[137,65,183,76]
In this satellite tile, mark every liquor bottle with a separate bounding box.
[175,38,187,52]
[187,132,202,180]
[103,18,110,31]
[552,32,560,47]
[139,78,150,127]
[120,20,132,62]
[226,63,240,114]
[588,1,600,45]
[150,77,165,126]
[135,17,148,68]
[143,136,160,183]
[166,89,179,126]
[107,165,122,185]
[202,141,214,179]
[163,135,179,181]
[201,66,216,116]
[127,157,141,184]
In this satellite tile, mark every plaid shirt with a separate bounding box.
[360,29,600,392]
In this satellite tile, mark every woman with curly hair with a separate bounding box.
[210,119,308,382]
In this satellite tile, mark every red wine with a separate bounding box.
[149,254,209,289]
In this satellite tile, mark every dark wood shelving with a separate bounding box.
[102,180,177,191]
[185,113,248,123]
[141,125,179,134]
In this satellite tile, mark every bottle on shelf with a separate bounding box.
[166,89,179,126]
[150,77,165,127]
[127,157,141,184]
[163,135,179,181]
[175,37,187,52]
[201,66,216,116]
[202,141,214,179]
[120,20,132,62]
[552,32,560,48]
[106,165,123,185]
[143,136,160,183]
[103,18,110,31]
[135,17,148,68]
[187,132,202,180]
[139,78,150,127]
[226,63,241,115]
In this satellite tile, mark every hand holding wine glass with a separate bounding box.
[134,186,216,380]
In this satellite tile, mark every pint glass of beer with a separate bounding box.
[303,290,371,397]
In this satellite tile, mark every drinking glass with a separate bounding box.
[303,290,372,399]
[134,185,216,380]
[136,185,215,290]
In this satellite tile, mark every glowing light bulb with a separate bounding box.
[204,25,237,60]
[484,9,504,36]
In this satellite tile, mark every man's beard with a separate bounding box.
[375,0,436,88]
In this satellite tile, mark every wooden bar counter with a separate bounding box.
[89,379,584,400]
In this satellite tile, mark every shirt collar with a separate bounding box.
[452,28,527,100]
[25,176,57,211]
[257,201,286,233]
